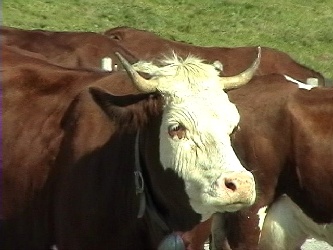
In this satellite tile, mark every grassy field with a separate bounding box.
[2,0,333,78]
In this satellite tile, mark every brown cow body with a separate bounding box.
[2,46,148,249]
[207,74,333,249]
[104,26,326,86]
[1,26,137,70]
[3,46,201,250]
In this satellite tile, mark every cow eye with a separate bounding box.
[168,123,186,139]
[169,123,180,131]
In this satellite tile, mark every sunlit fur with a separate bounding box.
[133,53,255,217]
[259,195,333,249]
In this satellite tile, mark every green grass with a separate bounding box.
[2,0,333,78]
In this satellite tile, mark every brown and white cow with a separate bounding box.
[1,26,137,70]
[206,74,333,250]
[103,26,327,86]
[2,45,260,249]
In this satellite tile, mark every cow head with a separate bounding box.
[100,49,260,218]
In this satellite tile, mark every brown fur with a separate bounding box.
[1,26,137,70]
[104,26,326,86]
[195,75,333,249]
[2,46,203,249]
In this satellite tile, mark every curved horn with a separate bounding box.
[220,46,261,90]
[115,52,158,93]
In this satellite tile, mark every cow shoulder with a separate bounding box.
[285,87,333,223]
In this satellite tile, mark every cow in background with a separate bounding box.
[103,26,327,86]
[2,46,260,249]
[1,26,137,70]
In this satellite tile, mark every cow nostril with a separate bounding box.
[225,179,237,192]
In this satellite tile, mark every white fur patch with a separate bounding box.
[258,206,268,231]
[101,57,112,71]
[284,75,314,90]
[306,77,319,87]
[259,195,333,249]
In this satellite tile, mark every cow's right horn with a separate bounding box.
[220,46,261,90]
[115,52,158,93]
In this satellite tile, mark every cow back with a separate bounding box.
[104,26,326,85]
[1,26,138,70]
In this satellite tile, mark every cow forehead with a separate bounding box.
[133,53,222,93]
[163,98,240,133]
[132,54,240,131]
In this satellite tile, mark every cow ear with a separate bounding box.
[89,87,151,123]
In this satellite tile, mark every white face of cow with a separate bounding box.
[118,52,258,218]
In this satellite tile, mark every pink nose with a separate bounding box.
[224,177,238,191]
[216,171,256,203]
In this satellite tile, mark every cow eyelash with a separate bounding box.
[168,123,187,139]
[168,123,182,131]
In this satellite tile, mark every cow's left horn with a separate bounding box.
[115,52,158,92]
[220,46,261,89]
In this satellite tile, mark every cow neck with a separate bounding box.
[134,131,170,234]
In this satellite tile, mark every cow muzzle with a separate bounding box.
[214,171,256,211]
